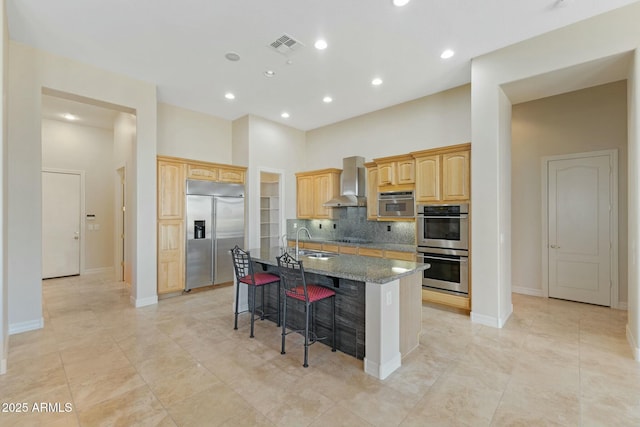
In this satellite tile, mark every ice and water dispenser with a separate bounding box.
[194,220,206,239]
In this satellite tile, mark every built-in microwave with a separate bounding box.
[378,191,415,218]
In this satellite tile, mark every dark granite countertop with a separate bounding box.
[247,246,429,284]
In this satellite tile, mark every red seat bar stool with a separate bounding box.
[231,245,280,338]
[277,252,336,367]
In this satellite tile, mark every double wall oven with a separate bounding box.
[416,203,469,296]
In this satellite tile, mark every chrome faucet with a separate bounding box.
[296,227,312,259]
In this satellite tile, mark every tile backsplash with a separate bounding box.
[286,207,415,245]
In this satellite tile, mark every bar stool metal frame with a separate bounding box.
[230,245,280,338]
[277,252,336,367]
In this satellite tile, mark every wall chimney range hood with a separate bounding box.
[323,156,367,207]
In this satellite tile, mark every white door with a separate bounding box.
[42,171,81,278]
[548,155,611,306]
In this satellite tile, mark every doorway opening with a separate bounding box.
[259,169,284,248]
[41,89,136,289]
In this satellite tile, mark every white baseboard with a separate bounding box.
[471,304,513,329]
[364,352,402,380]
[512,286,544,297]
[615,301,628,310]
[627,324,640,362]
[9,317,44,335]
[83,267,114,276]
[131,295,158,308]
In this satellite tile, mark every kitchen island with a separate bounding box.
[244,246,429,379]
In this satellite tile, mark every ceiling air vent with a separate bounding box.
[268,34,304,55]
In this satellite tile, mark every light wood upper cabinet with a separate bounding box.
[218,166,246,184]
[414,155,440,202]
[158,159,185,220]
[442,150,470,201]
[187,164,217,181]
[296,169,341,219]
[365,162,379,220]
[412,143,470,203]
[374,154,415,188]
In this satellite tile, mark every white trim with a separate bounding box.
[83,267,114,276]
[541,149,619,307]
[471,304,512,328]
[9,317,44,335]
[41,168,86,276]
[364,352,402,380]
[627,324,640,362]
[131,295,158,308]
[512,286,544,297]
[616,301,628,310]
[257,166,286,247]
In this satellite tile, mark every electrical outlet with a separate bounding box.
[293,223,297,229]
[387,225,391,232]
[319,224,322,229]
[386,291,392,306]
[333,223,336,229]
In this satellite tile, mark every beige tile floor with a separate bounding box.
[1,273,640,426]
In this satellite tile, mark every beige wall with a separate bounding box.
[306,84,471,168]
[42,118,116,272]
[1,0,7,374]
[157,102,231,163]
[471,2,640,345]
[511,81,628,303]
[8,41,158,334]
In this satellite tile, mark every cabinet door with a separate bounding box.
[415,155,440,202]
[377,162,395,186]
[158,161,185,220]
[296,175,314,218]
[366,166,379,220]
[313,174,333,218]
[158,220,184,294]
[187,164,218,181]
[442,151,470,201]
[397,160,415,184]
[219,167,245,184]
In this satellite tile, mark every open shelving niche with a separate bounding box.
[260,172,281,249]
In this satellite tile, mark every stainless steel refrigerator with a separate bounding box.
[185,180,245,291]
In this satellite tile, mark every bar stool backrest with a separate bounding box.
[230,245,254,282]
[276,252,308,302]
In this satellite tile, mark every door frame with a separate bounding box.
[540,149,619,307]
[41,168,86,276]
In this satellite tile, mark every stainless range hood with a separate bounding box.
[323,156,367,207]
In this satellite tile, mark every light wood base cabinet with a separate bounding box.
[421,289,470,311]
[158,219,185,294]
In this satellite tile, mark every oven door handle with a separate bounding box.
[418,255,468,263]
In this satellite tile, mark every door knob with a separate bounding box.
[550,244,559,249]
[74,236,79,240]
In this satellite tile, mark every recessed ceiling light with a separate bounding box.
[264,70,276,78]
[281,112,290,119]
[323,96,333,103]
[314,39,328,50]
[393,0,411,7]
[225,52,241,62]
[62,113,78,121]
[371,78,383,86]
[224,92,235,100]
[440,49,455,59]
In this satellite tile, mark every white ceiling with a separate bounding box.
[9,0,640,131]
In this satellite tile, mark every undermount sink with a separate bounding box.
[297,249,339,259]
